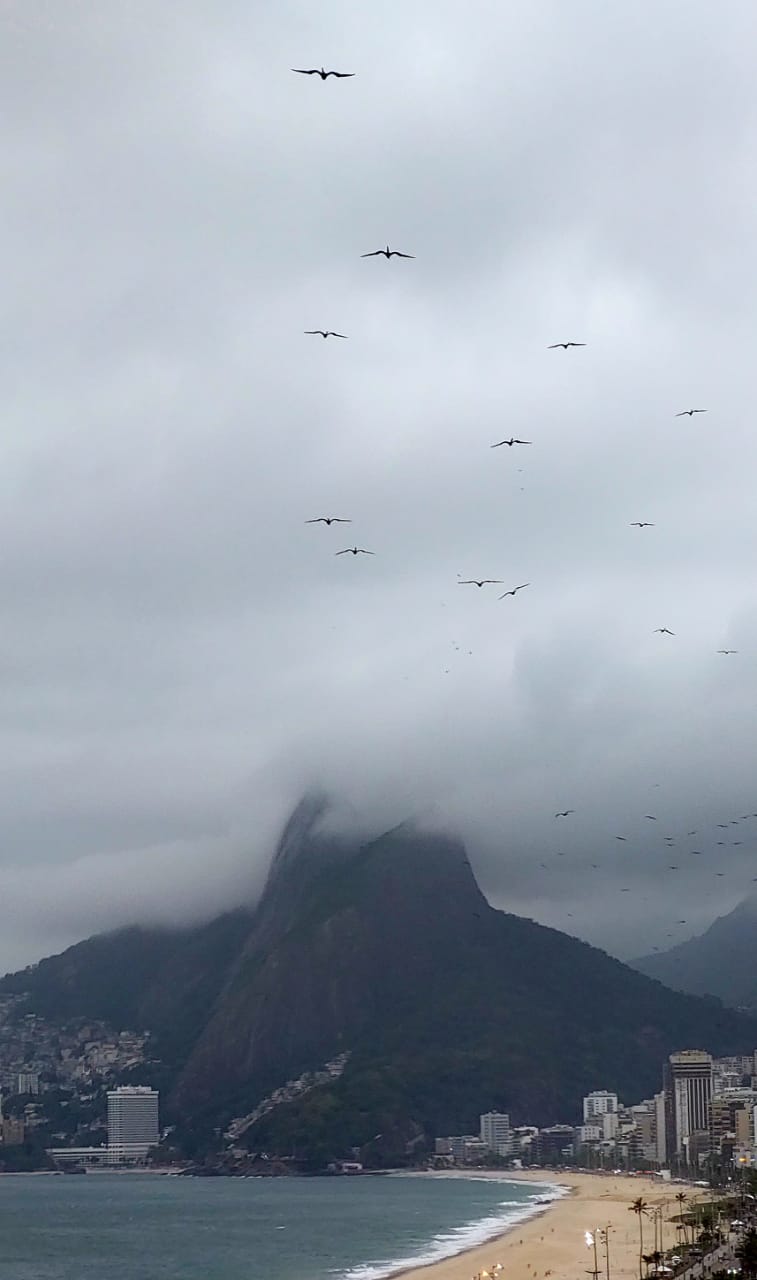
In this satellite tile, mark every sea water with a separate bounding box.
[0,1171,565,1280]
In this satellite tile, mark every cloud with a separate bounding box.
[0,0,756,971]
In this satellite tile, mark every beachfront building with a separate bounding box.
[17,1072,40,1095]
[582,1090,619,1122]
[535,1125,575,1164]
[663,1050,713,1169]
[480,1111,512,1157]
[107,1085,159,1164]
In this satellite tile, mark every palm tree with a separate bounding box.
[675,1192,689,1244]
[630,1198,650,1279]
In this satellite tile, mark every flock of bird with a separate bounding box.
[545,805,757,938]
[289,64,749,946]
[293,70,732,653]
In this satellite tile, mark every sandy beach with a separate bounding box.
[397,1172,705,1280]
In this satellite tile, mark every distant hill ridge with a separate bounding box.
[632,894,757,1013]
[4,794,757,1164]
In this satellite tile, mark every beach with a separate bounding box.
[397,1172,702,1280]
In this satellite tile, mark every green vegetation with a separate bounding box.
[4,804,757,1166]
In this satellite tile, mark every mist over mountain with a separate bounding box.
[632,893,757,1013]
[4,795,757,1165]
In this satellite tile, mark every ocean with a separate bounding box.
[0,1171,564,1280]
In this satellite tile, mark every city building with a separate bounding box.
[663,1050,713,1168]
[480,1111,512,1156]
[535,1125,575,1164]
[654,1090,667,1163]
[2,1116,25,1146]
[17,1072,40,1096]
[107,1086,159,1164]
[47,1146,112,1168]
[583,1091,619,1122]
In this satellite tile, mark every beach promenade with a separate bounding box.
[397,1172,707,1280]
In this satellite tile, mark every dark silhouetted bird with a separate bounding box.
[336,547,374,556]
[555,810,575,818]
[292,67,355,79]
[655,628,675,635]
[548,342,586,349]
[361,246,414,259]
[631,522,655,528]
[306,516,351,525]
[717,649,738,654]
[499,584,530,598]
[491,438,531,448]
[615,836,627,841]
[645,815,657,820]
[304,330,348,339]
[675,408,707,417]
[459,579,502,587]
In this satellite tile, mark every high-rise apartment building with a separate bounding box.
[107,1086,159,1163]
[480,1111,512,1156]
[583,1091,619,1122]
[663,1050,713,1166]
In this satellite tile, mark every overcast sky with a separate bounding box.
[1,0,757,973]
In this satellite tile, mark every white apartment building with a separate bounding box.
[583,1091,619,1123]
[107,1086,159,1163]
[480,1111,512,1156]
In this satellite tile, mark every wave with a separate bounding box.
[334,1180,568,1280]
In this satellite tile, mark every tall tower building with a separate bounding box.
[663,1051,713,1168]
[480,1111,512,1156]
[107,1086,159,1163]
[583,1091,619,1122]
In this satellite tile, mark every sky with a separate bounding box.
[1,0,757,973]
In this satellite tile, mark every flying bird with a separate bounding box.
[304,330,348,339]
[459,579,502,587]
[548,342,586,350]
[631,522,655,528]
[615,836,627,841]
[306,516,351,525]
[361,246,414,259]
[291,67,355,79]
[654,628,675,635]
[336,547,374,556]
[675,408,707,417]
[717,649,738,655]
[499,584,530,599]
[491,438,531,448]
[645,815,657,821]
[555,810,575,818]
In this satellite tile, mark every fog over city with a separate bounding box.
[1,1,757,972]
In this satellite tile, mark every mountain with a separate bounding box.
[4,795,757,1166]
[632,895,757,1013]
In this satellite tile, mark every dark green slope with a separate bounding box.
[633,896,757,1013]
[0,910,253,1068]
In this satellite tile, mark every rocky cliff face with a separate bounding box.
[5,795,757,1161]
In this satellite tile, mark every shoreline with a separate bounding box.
[384,1170,704,1280]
